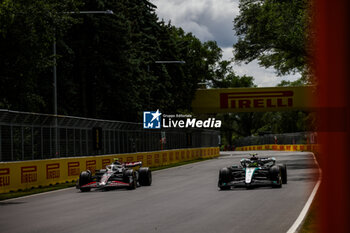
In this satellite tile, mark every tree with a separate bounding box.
[55,0,224,121]
[233,0,311,78]
[209,60,257,147]
[211,59,315,148]
[56,0,160,120]
[0,0,81,112]
[212,60,255,88]
[2,0,258,124]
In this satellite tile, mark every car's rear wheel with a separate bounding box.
[139,167,152,186]
[79,171,92,192]
[218,168,231,190]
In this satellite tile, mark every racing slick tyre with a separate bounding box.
[124,169,137,190]
[218,168,231,190]
[79,171,92,192]
[278,164,287,184]
[139,167,152,186]
[269,166,282,188]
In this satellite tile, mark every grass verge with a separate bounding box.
[150,158,212,171]
[298,187,320,233]
[0,157,214,201]
[0,182,76,201]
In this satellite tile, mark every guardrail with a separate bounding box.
[235,144,318,152]
[0,109,220,161]
[233,132,317,148]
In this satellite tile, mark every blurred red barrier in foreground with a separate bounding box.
[314,0,350,232]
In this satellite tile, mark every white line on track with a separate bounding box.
[0,187,76,202]
[286,152,322,233]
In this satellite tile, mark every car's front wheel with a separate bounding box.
[79,171,92,192]
[218,168,231,190]
[269,166,282,188]
[124,169,137,190]
[278,164,287,184]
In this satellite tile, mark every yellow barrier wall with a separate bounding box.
[0,147,219,193]
[235,144,318,152]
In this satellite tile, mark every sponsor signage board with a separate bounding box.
[192,86,314,113]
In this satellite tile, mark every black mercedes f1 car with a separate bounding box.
[218,154,287,190]
[76,160,152,192]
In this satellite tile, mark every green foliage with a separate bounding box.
[0,0,82,112]
[255,111,313,134]
[211,63,315,147]
[215,0,315,147]
[276,77,310,87]
[233,0,311,77]
[211,60,255,88]
[0,0,223,121]
[209,62,257,145]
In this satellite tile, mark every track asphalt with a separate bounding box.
[0,151,319,233]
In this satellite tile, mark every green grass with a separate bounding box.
[0,157,214,201]
[150,158,212,171]
[0,181,76,201]
[298,190,320,233]
[298,151,321,233]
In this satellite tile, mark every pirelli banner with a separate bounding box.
[192,86,314,113]
[235,144,319,152]
[0,147,219,194]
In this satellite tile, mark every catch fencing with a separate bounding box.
[233,132,317,148]
[0,109,220,162]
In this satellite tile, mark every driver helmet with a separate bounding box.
[250,153,258,160]
[113,158,121,165]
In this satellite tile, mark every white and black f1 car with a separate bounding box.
[218,154,287,190]
[76,159,152,192]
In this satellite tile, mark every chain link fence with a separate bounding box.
[0,109,220,162]
[233,132,317,148]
